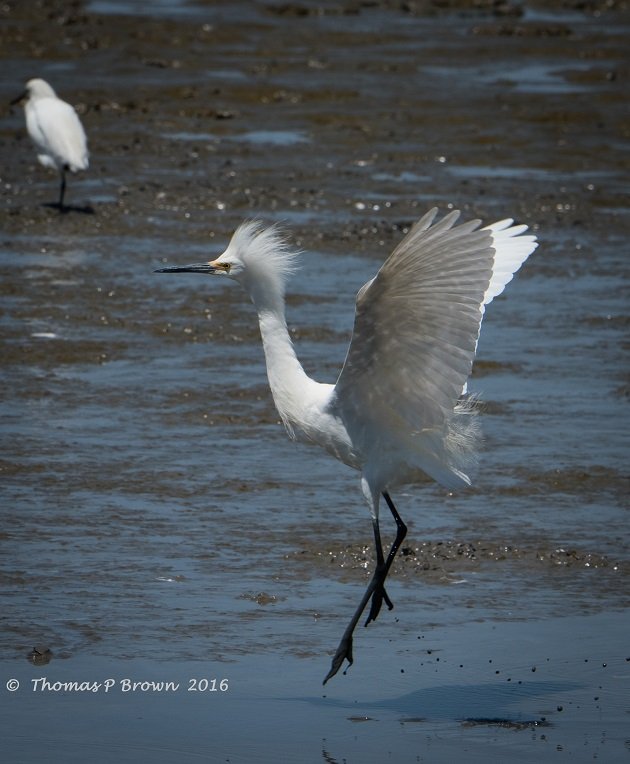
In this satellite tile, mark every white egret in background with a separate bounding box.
[157,208,537,683]
[12,78,89,210]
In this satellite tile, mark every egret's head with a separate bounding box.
[11,78,56,106]
[156,221,298,303]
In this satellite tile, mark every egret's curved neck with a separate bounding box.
[248,282,311,427]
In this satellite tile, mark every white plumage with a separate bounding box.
[14,78,89,209]
[157,208,538,682]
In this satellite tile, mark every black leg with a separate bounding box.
[58,169,66,211]
[364,516,393,626]
[382,492,408,573]
[322,559,383,685]
[364,492,407,625]
[323,492,407,684]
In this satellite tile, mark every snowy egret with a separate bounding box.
[12,78,89,210]
[156,208,537,683]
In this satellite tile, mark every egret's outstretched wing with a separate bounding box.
[332,208,536,487]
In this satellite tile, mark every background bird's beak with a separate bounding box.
[10,91,26,106]
[155,262,220,274]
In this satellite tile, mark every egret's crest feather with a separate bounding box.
[227,220,299,296]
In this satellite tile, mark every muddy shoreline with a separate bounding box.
[2,0,629,636]
[2,1,629,246]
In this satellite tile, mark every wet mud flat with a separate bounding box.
[1,0,629,762]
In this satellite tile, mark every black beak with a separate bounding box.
[155,263,219,274]
[10,91,26,106]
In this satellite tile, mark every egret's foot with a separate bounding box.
[364,576,394,626]
[323,634,353,685]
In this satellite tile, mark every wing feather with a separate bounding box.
[30,98,88,171]
[331,208,536,488]
[335,208,493,419]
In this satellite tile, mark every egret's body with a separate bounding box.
[13,78,89,210]
[157,208,538,682]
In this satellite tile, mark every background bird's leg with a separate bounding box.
[58,167,67,210]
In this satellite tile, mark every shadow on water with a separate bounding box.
[42,201,96,214]
[298,680,581,724]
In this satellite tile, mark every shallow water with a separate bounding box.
[1,0,629,761]
[4,612,629,763]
